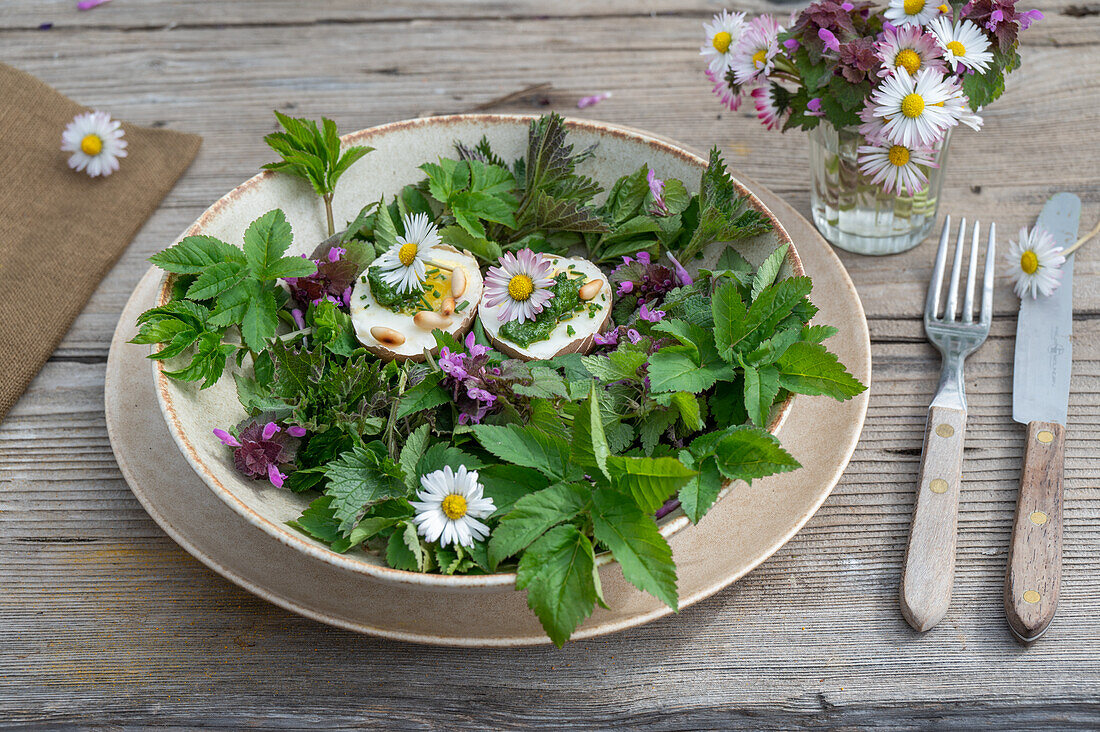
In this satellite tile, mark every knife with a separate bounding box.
[1005,192,1080,643]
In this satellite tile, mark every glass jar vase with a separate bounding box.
[808,124,950,256]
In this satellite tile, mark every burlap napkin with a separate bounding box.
[0,63,201,423]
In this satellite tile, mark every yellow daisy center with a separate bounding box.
[712,31,732,53]
[752,49,768,67]
[888,145,911,167]
[441,494,467,520]
[1020,250,1039,275]
[938,3,951,12]
[946,40,966,57]
[901,93,925,119]
[904,0,926,14]
[80,134,103,156]
[508,274,534,301]
[895,49,922,74]
[398,241,418,267]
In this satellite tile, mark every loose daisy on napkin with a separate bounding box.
[61,110,127,177]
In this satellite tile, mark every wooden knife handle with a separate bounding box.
[1005,421,1065,643]
[900,405,967,632]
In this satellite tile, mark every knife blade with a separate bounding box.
[1005,192,1080,644]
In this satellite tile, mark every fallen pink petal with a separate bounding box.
[577,92,612,109]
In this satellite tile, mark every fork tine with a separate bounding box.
[962,221,981,322]
[944,218,967,322]
[926,215,951,320]
[980,222,996,326]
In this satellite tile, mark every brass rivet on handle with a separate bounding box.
[1037,430,1054,444]
[1023,590,1041,604]
[929,479,949,494]
[1030,511,1049,525]
[936,424,955,438]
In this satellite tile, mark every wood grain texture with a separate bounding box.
[1005,420,1066,643]
[900,405,967,632]
[1,0,1099,727]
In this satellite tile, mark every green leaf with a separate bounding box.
[395,372,450,420]
[416,443,485,475]
[713,426,801,485]
[570,384,610,481]
[533,192,608,233]
[801,324,838,343]
[387,522,428,572]
[440,225,502,263]
[712,280,748,357]
[515,524,600,647]
[130,316,194,346]
[606,455,697,514]
[591,488,678,609]
[776,341,866,400]
[184,261,246,301]
[471,424,574,482]
[725,277,813,356]
[263,255,318,280]
[652,319,718,366]
[677,453,724,524]
[239,282,280,353]
[399,423,431,492]
[668,391,704,431]
[242,209,294,279]
[646,346,730,394]
[287,495,348,550]
[149,235,243,274]
[478,464,550,518]
[324,445,407,534]
[743,364,780,428]
[751,243,789,301]
[487,482,590,569]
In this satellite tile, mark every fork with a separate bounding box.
[899,216,996,632]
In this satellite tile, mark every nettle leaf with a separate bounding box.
[488,482,590,569]
[743,364,780,428]
[534,192,609,234]
[571,385,610,481]
[324,444,407,534]
[724,277,813,356]
[149,235,244,274]
[607,455,697,514]
[751,243,789,301]
[591,488,678,610]
[399,423,431,492]
[712,280,748,358]
[646,346,731,394]
[713,426,801,485]
[680,147,772,260]
[396,372,450,420]
[677,452,724,524]
[471,424,575,482]
[242,209,294,279]
[239,281,280,353]
[515,523,600,647]
[184,261,246,301]
[776,341,866,400]
[653,318,718,366]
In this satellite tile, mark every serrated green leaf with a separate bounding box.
[239,283,279,353]
[184,261,246,301]
[606,455,697,514]
[712,280,747,357]
[776,341,866,400]
[713,426,800,485]
[243,209,294,279]
[395,372,449,420]
[515,524,599,647]
[677,453,724,524]
[751,243,789,301]
[743,364,780,428]
[148,235,243,274]
[399,423,431,492]
[591,488,678,609]
[324,444,407,534]
[646,347,730,394]
[471,424,575,482]
[571,384,610,481]
[487,482,590,569]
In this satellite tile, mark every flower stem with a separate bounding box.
[323,193,335,237]
[1063,217,1100,257]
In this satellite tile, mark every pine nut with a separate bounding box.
[370,326,406,346]
[579,278,604,301]
[440,296,456,317]
[451,267,467,298]
[413,311,453,330]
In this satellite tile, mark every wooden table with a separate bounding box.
[3,1,1098,727]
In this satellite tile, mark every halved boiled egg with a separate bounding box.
[480,254,612,361]
[349,244,484,361]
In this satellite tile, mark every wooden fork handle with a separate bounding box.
[900,405,967,632]
[1005,421,1065,643]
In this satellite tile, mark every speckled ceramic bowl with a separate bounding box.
[152,115,801,589]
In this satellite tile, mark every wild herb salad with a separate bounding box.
[133,113,865,645]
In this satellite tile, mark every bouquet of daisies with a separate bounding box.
[700,0,1041,195]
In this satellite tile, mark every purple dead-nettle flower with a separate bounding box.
[327,246,346,263]
[626,329,643,344]
[287,425,307,438]
[593,328,620,347]
[617,280,635,296]
[465,331,490,358]
[647,168,669,216]
[438,346,470,380]
[290,308,306,330]
[284,243,358,309]
[610,251,690,308]
[818,28,841,52]
[222,419,299,486]
[807,98,825,117]
[666,252,693,287]
[639,303,666,323]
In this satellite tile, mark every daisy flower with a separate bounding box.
[858,103,890,145]
[870,68,960,148]
[410,465,496,549]
[945,94,984,131]
[372,212,441,294]
[751,85,785,131]
[884,0,943,28]
[857,141,938,195]
[1005,225,1065,299]
[729,15,781,85]
[706,69,744,111]
[700,10,746,77]
[927,17,995,74]
[875,24,947,78]
[61,110,127,178]
[483,248,556,324]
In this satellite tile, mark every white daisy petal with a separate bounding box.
[700,10,746,77]
[482,248,558,324]
[374,212,440,294]
[927,17,995,74]
[1005,226,1066,299]
[885,0,943,27]
[60,110,127,178]
[411,465,497,549]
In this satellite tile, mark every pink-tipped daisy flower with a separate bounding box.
[729,14,782,85]
[857,141,938,195]
[751,84,786,131]
[483,249,557,324]
[875,23,947,78]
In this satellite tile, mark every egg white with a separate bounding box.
[480,255,612,361]
[349,245,484,361]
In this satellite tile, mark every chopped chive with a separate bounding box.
[567,325,576,337]
[455,300,469,313]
